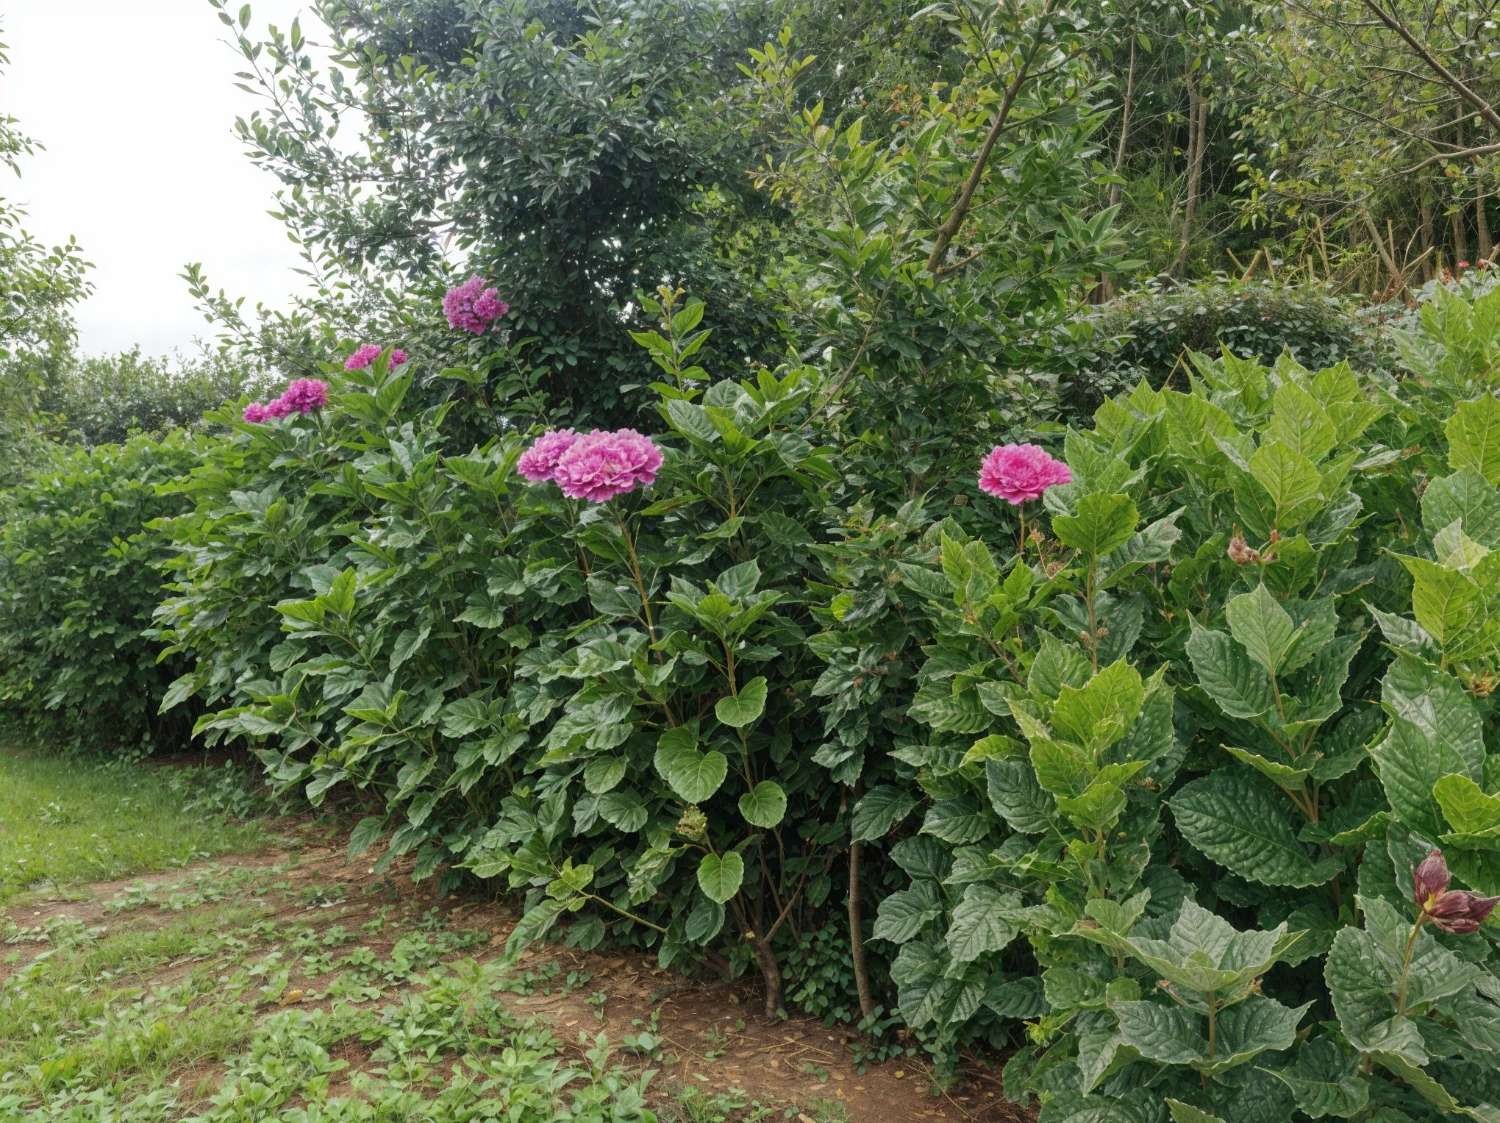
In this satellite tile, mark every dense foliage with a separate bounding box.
[11,0,1500,1119]
[0,435,201,751]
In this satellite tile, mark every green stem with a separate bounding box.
[1395,915,1425,1016]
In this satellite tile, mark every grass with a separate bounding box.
[0,748,848,1123]
[0,747,269,903]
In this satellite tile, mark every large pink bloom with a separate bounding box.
[517,429,580,482]
[243,402,270,423]
[263,397,294,420]
[444,276,510,334]
[553,429,663,502]
[344,344,383,371]
[278,378,330,414]
[978,443,1071,505]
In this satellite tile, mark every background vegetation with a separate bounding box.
[5,0,1500,1119]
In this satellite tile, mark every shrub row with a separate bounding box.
[6,283,1500,1118]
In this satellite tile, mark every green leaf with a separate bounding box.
[1249,440,1322,521]
[1185,624,1274,719]
[1423,470,1500,547]
[738,780,786,828]
[852,785,918,841]
[1225,584,1297,676]
[347,816,385,857]
[1434,774,1500,841]
[583,755,627,795]
[696,852,744,904]
[1171,771,1342,887]
[1447,395,1500,485]
[873,883,942,944]
[1112,1000,1202,1065]
[946,885,1021,963]
[1373,658,1485,837]
[715,676,768,728]
[1259,1036,1370,1119]
[985,758,1054,834]
[653,727,728,804]
[1052,493,1139,556]
[1051,659,1145,750]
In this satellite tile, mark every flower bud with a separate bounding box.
[1413,849,1450,907]
[1227,536,1260,565]
[1411,848,1499,933]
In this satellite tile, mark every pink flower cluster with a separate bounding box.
[243,378,330,424]
[978,443,1072,505]
[517,427,663,503]
[344,344,409,371]
[444,276,509,334]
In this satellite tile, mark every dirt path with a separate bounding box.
[1,824,1032,1123]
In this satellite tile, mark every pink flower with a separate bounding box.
[243,402,269,423]
[264,398,294,420]
[978,444,1072,505]
[552,429,663,502]
[391,348,409,366]
[517,429,580,482]
[1458,260,1472,270]
[444,276,510,334]
[277,378,329,414]
[344,344,383,371]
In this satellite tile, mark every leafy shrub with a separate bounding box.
[1064,280,1394,414]
[0,434,203,751]
[37,347,260,447]
[844,284,1500,1116]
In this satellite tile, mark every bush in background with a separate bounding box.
[0,433,202,752]
[1061,280,1394,414]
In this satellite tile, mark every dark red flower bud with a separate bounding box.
[1426,890,1500,934]
[1413,849,1450,907]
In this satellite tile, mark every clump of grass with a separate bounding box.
[0,747,268,903]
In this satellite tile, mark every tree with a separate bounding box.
[0,32,92,481]
[207,0,793,421]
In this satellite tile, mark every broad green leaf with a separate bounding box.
[1249,440,1322,522]
[1171,771,1342,887]
[852,785,918,841]
[738,780,786,828]
[715,676,768,728]
[1423,470,1500,547]
[985,758,1053,834]
[653,727,728,804]
[1185,624,1274,719]
[1447,395,1500,485]
[1112,1000,1202,1065]
[1225,584,1297,676]
[1051,659,1145,750]
[1434,774,1500,841]
[696,851,744,904]
[873,883,942,944]
[946,885,1021,963]
[1269,381,1336,461]
[1259,1036,1370,1119]
[1052,493,1140,556]
[583,755,627,795]
[1397,555,1479,650]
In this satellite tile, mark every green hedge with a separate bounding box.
[0,434,202,751]
[1061,280,1394,414]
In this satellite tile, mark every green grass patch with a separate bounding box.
[0,747,268,903]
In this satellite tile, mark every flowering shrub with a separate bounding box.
[29,278,1500,1117]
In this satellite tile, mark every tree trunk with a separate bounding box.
[1093,33,1138,304]
[848,839,876,1021]
[1453,203,1470,266]
[750,932,784,1018]
[1419,196,1436,279]
[1478,195,1493,262]
[1171,66,1207,276]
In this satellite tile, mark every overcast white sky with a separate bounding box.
[4,0,313,357]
